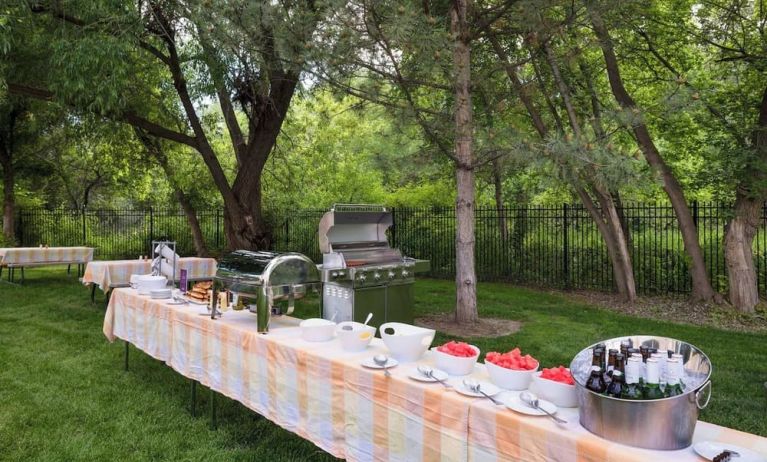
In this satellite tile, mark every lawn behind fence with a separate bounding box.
[0,267,765,462]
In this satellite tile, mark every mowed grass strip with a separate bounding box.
[0,267,765,462]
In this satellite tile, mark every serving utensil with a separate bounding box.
[363,312,373,326]
[520,391,567,423]
[417,365,451,388]
[464,379,502,405]
[373,354,392,377]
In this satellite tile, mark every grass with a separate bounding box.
[1,268,766,462]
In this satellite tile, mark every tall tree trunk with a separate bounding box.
[0,153,13,243]
[723,86,767,311]
[724,197,761,312]
[135,129,210,257]
[491,158,508,242]
[452,0,477,324]
[0,108,18,244]
[589,7,718,302]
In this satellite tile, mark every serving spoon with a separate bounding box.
[463,378,503,405]
[417,365,451,388]
[373,354,392,377]
[519,391,567,423]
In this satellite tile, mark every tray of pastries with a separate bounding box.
[185,280,213,304]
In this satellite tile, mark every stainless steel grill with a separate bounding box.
[214,251,322,333]
[318,204,428,328]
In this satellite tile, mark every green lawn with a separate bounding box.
[0,267,765,462]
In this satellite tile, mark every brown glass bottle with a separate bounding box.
[586,366,607,394]
[606,349,618,378]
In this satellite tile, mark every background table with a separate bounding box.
[83,257,217,301]
[103,289,767,462]
[1,246,94,283]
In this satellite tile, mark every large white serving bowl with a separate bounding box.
[300,318,336,342]
[380,322,436,362]
[432,344,480,376]
[137,275,167,295]
[336,322,376,352]
[529,370,578,407]
[484,359,539,390]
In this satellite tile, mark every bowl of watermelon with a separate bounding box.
[484,348,539,390]
[529,366,577,408]
[432,341,480,376]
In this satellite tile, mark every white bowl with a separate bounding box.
[380,322,436,362]
[529,371,578,407]
[300,318,336,342]
[137,275,167,295]
[484,359,539,390]
[432,344,480,376]
[336,322,376,352]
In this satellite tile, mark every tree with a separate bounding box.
[7,0,328,250]
[587,1,720,303]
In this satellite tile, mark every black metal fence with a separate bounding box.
[9,203,767,296]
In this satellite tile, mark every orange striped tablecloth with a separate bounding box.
[104,288,470,461]
[103,289,767,461]
[83,257,217,291]
[0,247,93,265]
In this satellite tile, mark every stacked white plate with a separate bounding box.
[150,288,172,299]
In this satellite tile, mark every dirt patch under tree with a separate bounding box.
[416,312,522,338]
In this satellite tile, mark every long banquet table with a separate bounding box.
[103,288,767,461]
[83,257,217,293]
[1,246,94,282]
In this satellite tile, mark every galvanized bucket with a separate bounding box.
[569,336,712,450]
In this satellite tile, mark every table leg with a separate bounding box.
[191,380,197,417]
[210,388,217,430]
[67,264,71,275]
[124,341,129,372]
[20,267,24,284]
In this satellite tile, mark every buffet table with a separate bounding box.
[103,289,767,462]
[83,257,217,300]
[1,246,94,283]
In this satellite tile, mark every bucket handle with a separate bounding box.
[695,380,712,410]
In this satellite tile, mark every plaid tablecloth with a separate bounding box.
[0,247,94,265]
[103,289,767,462]
[83,257,217,291]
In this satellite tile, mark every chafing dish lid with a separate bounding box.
[216,250,320,287]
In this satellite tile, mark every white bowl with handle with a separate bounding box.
[380,322,435,362]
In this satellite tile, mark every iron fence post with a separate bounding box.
[391,207,397,247]
[284,218,289,249]
[215,208,220,249]
[81,206,87,245]
[149,206,154,253]
[16,208,23,246]
[563,203,570,289]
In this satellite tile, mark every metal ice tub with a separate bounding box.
[569,335,712,450]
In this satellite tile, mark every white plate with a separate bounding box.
[166,300,186,305]
[693,441,767,462]
[454,380,501,398]
[361,357,399,370]
[409,368,449,382]
[506,395,558,416]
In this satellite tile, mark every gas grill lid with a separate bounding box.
[215,250,321,293]
[319,204,403,267]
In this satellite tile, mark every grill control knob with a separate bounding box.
[373,272,381,280]
[331,271,339,278]
[388,271,395,278]
[401,269,409,277]
[358,273,367,281]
